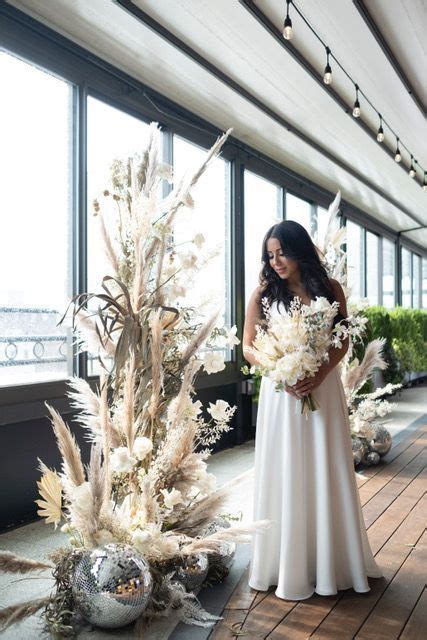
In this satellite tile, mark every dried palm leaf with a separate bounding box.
[35,468,63,528]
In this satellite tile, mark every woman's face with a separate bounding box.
[266,237,300,280]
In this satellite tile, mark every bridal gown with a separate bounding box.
[248,300,383,600]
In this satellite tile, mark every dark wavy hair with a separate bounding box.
[259,220,345,325]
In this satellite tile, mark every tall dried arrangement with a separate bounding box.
[0,124,268,634]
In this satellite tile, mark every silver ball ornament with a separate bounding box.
[72,543,152,629]
[172,553,209,592]
[352,436,367,466]
[364,451,381,466]
[369,425,392,456]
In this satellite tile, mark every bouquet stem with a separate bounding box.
[300,393,320,415]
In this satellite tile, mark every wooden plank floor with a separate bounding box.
[209,422,427,640]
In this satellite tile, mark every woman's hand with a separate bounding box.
[290,369,327,398]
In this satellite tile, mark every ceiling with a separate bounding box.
[7,0,427,248]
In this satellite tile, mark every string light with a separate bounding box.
[394,137,401,163]
[352,85,360,117]
[282,0,293,40]
[376,114,384,142]
[279,0,425,185]
[323,47,332,84]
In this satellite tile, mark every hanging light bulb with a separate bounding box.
[282,0,293,40]
[409,156,416,178]
[394,137,401,162]
[423,172,427,192]
[323,47,332,84]
[352,84,360,117]
[376,114,384,142]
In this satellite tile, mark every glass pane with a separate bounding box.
[366,231,379,305]
[316,206,329,249]
[401,247,411,308]
[87,97,151,375]
[286,193,312,234]
[423,258,427,310]
[244,171,282,307]
[172,135,231,355]
[0,53,73,387]
[382,238,395,308]
[412,254,421,308]
[346,221,364,302]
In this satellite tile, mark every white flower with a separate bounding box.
[193,232,205,249]
[132,528,152,552]
[225,325,240,347]
[169,282,187,299]
[93,529,115,546]
[203,352,226,374]
[110,447,137,473]
[179,251,198,270]
[71,482,92,511]
[160,487,184,509]
[207,399,232,422]
[195,470,217,495]
[133,436,153,461]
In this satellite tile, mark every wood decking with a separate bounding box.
[209,421,426,640]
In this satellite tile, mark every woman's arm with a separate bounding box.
[293,279,349,396]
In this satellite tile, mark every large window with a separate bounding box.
[87,97,150,374]
[0,52,73,386]
[316,206,329,249]
[382,238,395,308]
[173,135,231,342]
[423,258,427,310]
[401,247,412,308]
[412,254,421,309]
[366,231,379,305]
[346,221,364,301]
[244,171,282,307]
[286,193,312,234]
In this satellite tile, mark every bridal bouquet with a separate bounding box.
[244,295,350,415]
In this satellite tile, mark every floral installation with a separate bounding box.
[243,295,350,415]
[0,123,269,635]
[316,192,401,460]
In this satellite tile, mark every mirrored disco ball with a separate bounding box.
[208,540,236,573]
[173,553,209,592]
[201,516,232,538]
[72,543,152,629]
[369,425,392,456]
[364,451,381,466]
[352,436,366,466]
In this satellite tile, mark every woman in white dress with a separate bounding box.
[243,220,382,600]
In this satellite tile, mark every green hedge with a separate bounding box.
[361,306,427,383]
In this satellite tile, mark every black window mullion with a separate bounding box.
[73,84,88,379]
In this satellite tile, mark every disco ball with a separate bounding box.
[72,543,152,629]
[172,553,209,593]
[352,436,367,466]
[369,425,392,456]
[364,451,381,466]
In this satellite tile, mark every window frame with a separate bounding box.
[1,3,426,424]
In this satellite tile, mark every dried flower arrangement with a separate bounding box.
[316,192,400,464]
[0,124,268,635]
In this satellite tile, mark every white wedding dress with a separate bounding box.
[248,300,383,600]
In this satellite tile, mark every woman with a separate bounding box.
[243,220,382,600]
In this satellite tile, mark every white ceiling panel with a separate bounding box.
[6,0,427,247]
